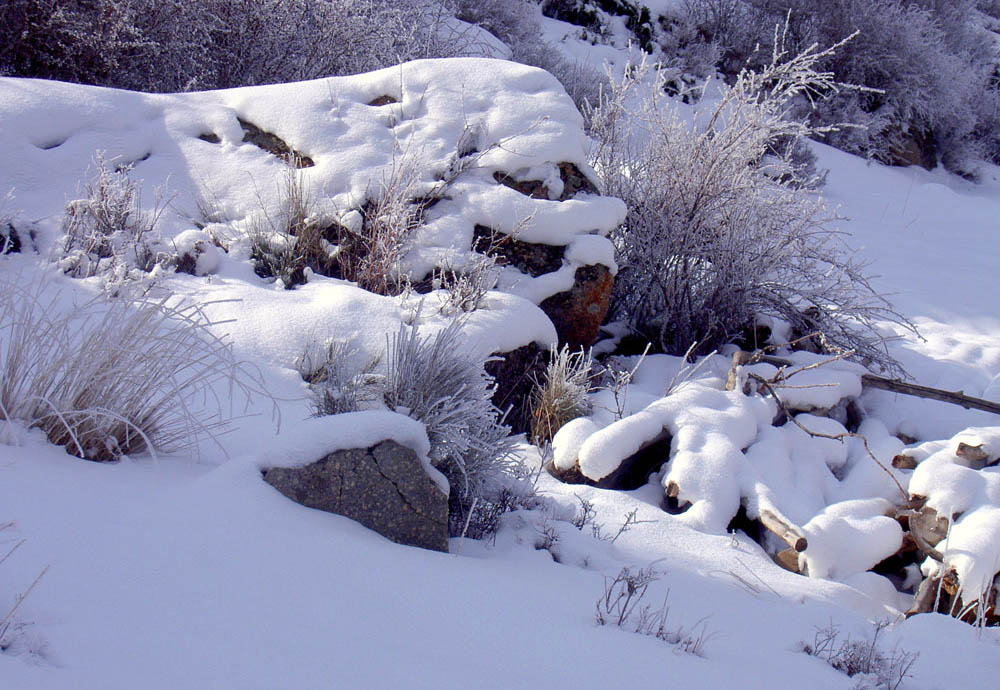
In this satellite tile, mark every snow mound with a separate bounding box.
[0,58,627,372]
[0,59,624,307]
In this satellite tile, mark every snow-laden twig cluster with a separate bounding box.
[59,154,170,288]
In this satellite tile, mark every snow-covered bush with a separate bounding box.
[201,0,466,89]
[59,155,167,286]
[384,319,522,535]
[0,522,45,656]
[803,621,918,690]
[247,171,328,289]
[530,345,593,445]
[0,280,266,461]
[351,160,430,296]
[673,0,1000,172]
[299,340,381,417]
[430,256,501,315]
[596,565,714,655]
[588,42,912,373]
[0,0,143,85]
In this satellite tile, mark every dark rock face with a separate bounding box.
[472,224,564,277]
[262,440,449,552]
[556,162,599,198]
[493,162,599,201]
[485,343,547,435]
[539,264,614,349]
[238,117,314,168]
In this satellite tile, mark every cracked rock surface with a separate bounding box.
[263,440,449,552]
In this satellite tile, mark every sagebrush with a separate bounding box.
[59,154,167,286]
[671,0,1000,173]
[0,522,46,655]
[596,565,714,655]
[384,318,522,536]
[0,0,475,91]
[299,339,381,416]
[588,36,915,374]
[804,620,918,690]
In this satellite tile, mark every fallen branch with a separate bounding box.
[905,575,940,618]
[862,375,1000,416]
[749,374,909,502]
[759,507,808,552]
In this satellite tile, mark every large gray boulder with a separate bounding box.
[263,440,449,552]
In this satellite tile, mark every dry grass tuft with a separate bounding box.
[0,277,269,461]
[530,345,593,446]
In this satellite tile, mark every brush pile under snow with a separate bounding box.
[553,348,1000,607]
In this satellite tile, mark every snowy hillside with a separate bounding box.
[2,6,1000,690]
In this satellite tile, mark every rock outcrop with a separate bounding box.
[263,440,449,552]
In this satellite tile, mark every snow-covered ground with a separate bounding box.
[2,14,1000,690]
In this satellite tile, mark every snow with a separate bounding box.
[742,351,866,411]
[800,499,904,581]
[2,10,1000,689]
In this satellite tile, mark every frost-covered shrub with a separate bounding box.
[673,0,1000,172]
[299,340,381,416]
[59,155,168,286]
[589,44,913,373]
[384,319,521,536]
[202,0,466,89]
[530,345,593,445]
[0,0,143,85]
[0,280,266,461]
[803,621,918,690]
[0,0,473,91]
[541,0,656,51]
[0,521,46,656]
[595,565,714,655]
[431,256,501,316]
[247,171,328,289]
[350,160,430,296]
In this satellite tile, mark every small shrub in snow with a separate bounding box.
[530,345,594,445]
[803,620,918,690]
[0,280,266,461]
[596,566,713,655]
[247,170,329,289]
[430,255,501,315]
[59,155,168,286]
[384,318,521,536]
[0,192,23,255]
[351,160,430,296]
[588,39,914,374]
[299,340,381,416]
[454,0,605,111]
